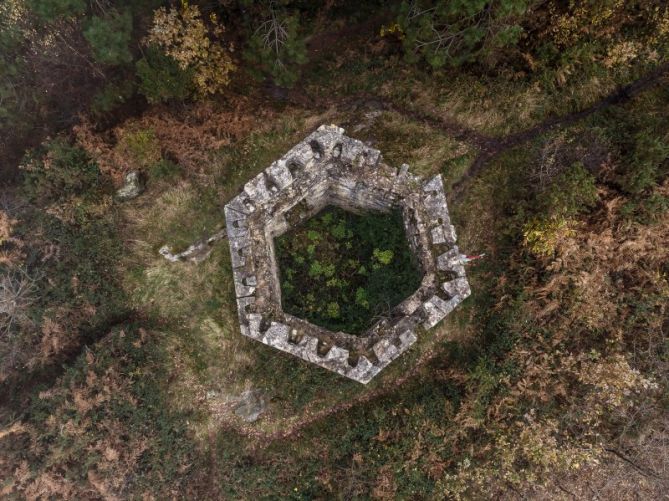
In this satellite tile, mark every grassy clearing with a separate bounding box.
[358,110,471,176]
[105,99,482,446]
[304,44,665,137]
[0,108,513,496]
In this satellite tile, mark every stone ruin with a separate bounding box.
[224,125,470,384]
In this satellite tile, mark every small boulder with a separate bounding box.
[233,389,267,423]
[116,171,144,201]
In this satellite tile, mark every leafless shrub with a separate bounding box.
[531,129,611,190]
[0,267,36,337]
[255,1,289,60]
[533,132,568,190]
[0,267,39,379]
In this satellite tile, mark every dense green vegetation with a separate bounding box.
[276,206,423,333]
[1,0,668,499]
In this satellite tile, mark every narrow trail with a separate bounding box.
[288,62,669,201]
[450,61,669,198]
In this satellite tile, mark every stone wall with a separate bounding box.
[225,125,470,383]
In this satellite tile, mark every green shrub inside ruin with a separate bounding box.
[275,205,423,334]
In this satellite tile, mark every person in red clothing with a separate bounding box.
[456,253,486,265]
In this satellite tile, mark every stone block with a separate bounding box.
[236,297,255,320]
[227,194,255,215]
[247,314,263,339]
[267,160,294,190]
[431,225,447,244]
[423,294,453,329]
[263,322,290,345]
[233,269,257,298]
[325,346,349,363]
[347,356,380,383]
[244,173,273,205]
[373,339,400,364]
[398,330,417,349]
[443,278,471,299]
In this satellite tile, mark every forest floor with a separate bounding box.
[1,18,668,499]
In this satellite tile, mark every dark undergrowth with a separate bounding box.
[275,206,423,334]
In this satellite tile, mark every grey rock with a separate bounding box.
[373,339,400,364]
[116,171,144,201]
[233,389,267,423]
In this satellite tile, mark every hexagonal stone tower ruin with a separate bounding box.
[225,125,470,383]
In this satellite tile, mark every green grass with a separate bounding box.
[359,111,472,176]
[5,27,668,499]
[303,40,667,137]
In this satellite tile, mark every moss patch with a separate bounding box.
[275,205,423,334]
